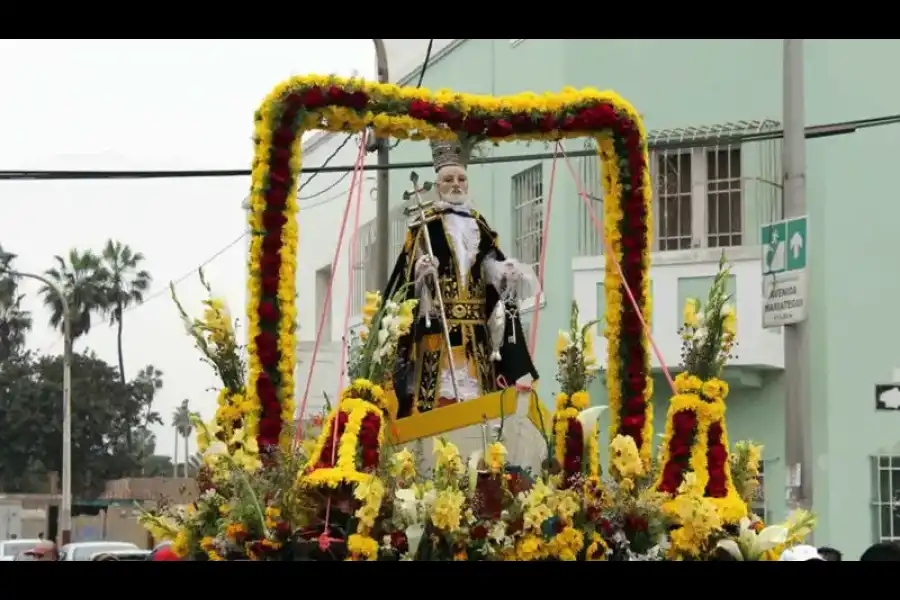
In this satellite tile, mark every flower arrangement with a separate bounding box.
[140,285,322,560]
[143,279,790,561]
[247,75,653,472]
[289,288,417,559]
[655,254,748,533]
[550,302,601,486]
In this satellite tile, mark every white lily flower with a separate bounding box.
[467,450,483,492]
[405,524,424,557]
[716,517,788,561]
[394,488,419,524]
[577,405,608,442]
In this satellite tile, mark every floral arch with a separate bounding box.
[246,75,653,462]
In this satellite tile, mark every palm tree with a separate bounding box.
[171,399,194,478]
[0,245,32,361]
[98,240,152,383]
[40,249,106,345]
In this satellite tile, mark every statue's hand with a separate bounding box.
[414,255,439,275]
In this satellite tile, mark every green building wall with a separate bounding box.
[382,39,900,558]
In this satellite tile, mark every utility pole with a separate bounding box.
[3,270,72,544]
[782,39,813,514]
[372,39,391,289]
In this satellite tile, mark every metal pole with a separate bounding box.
[373,38,391,289]
[782,39,812,513]
[2,269,72,544]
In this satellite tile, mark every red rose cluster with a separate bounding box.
[611,118,651,456]
[314,412,349,470]
[562,419,585,488]
[658,410,698,494]
[704,422,728,497]
[253,100,303,453]
[407,98,626,138]
[359,412,382,471]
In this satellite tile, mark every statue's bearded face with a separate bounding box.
[436,165,469,205]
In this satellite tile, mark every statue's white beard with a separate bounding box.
[438,191,470,208]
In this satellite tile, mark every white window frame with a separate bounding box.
[510,39,526,47]
[649,146,744,252]
[872,453,900,544]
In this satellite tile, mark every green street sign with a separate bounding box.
[786,217,807,271]
[761,216,807,275]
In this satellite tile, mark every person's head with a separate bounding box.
[818,546,842,561]
[778,545,826,561]
[431,140,470,206]
[860,542,900,561]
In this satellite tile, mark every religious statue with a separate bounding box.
[384,137,540,419]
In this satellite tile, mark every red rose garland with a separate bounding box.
[562,419,585,488]
[658,410,698,494]
[612,123,651,457]
[705,422,728,497]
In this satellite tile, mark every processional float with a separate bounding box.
[139,73,815,562]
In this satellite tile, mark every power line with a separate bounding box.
[2,112,898,182]
[297,133,355,194]
[23,110,898,354]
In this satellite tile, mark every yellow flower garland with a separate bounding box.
[654,375,747,524]
[598,137,654,471]
[247,97,302,453]
[551,392,599,478]
[300,396,387,489]
[249,74,652,458]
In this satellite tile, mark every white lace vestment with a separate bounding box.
[425,200,504,401]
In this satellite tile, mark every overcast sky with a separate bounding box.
[0,39,375,460]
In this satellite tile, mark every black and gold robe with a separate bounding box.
[383,206,539,419]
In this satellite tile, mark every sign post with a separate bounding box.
[761,215,808,328]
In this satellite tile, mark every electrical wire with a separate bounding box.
[297,132,355,194]
[24,111,900,353]
[387,38,435,151]
[3,112,899,181]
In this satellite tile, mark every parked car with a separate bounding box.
[90,549,150,561]
[0,539,43,561]
[58,541,139,561]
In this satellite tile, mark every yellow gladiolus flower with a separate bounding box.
[554,331,571,358]
[722,304,737,336]
[683,298,700,328]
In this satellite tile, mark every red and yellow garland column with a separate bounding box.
[247,83,303,455]
[599,106,654,470]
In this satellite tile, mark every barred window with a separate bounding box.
[706,148,743,248]
[872,454,900,544]
[510,165,544,278]
[655,152,693,251]
[750,462,768,523]
[350,223,376,318]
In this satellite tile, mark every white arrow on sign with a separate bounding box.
[790,231,804,259]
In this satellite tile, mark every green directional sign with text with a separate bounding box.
[786,216,807,271]
[761,216,807,275]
